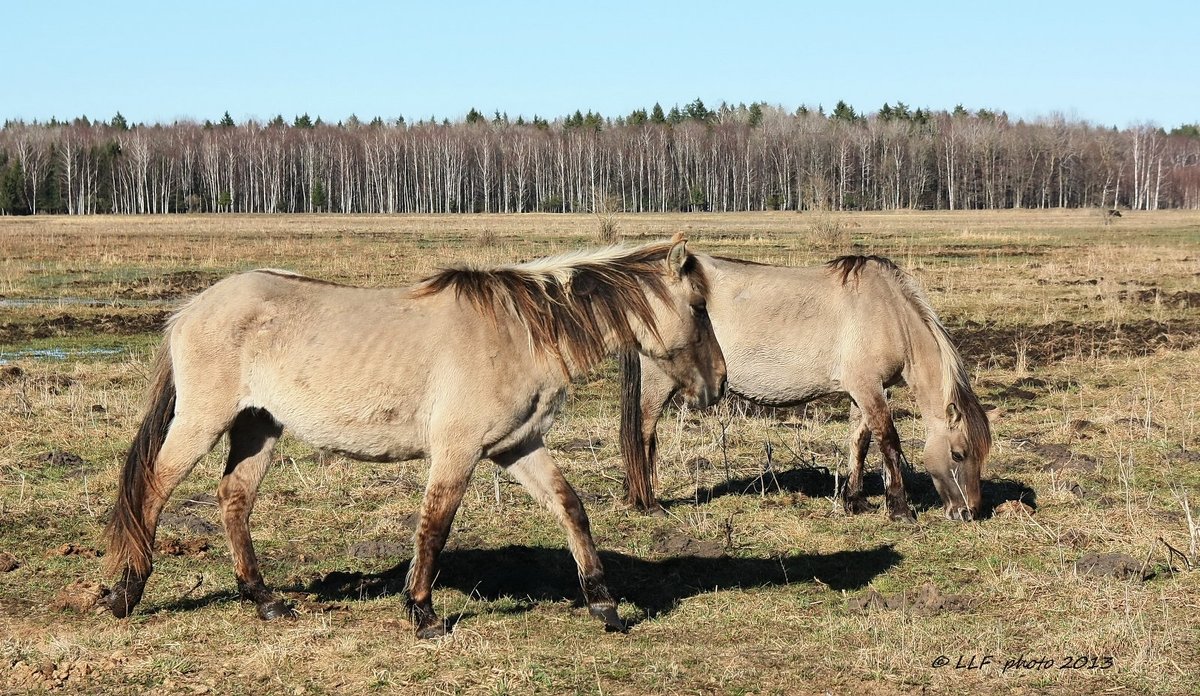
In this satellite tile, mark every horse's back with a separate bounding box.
[701,255,912,404]
[164,270,479,459]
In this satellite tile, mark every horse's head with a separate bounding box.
[924,402,989,521]
[636,236,726,408]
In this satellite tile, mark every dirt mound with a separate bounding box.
[1076,552,1153,581]
[5,657,98,691]
[1008,438,1097,472]
[950,318,1200,368]
[35,451,94,478]
[1117,288,1200,308]
[0,552,19,572]
[51,580,107,613]
[348,540,409,559]
[847,582,976,614]
[49,543,102,559]
[156,536,210,558]
[555,437,603,452]
[993,500,1036,517]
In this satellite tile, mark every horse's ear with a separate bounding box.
[667,238,689,279]
[669,231,687,244]
[946,402,962,427]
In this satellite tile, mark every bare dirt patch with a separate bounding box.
[49,543,102,559]
[1117,288,1200,308]
[555,437,603,452]
[156,536,211,558]
[50,580,108,613]
[348,539,409,559]
[0,364,23,384]
[951,318,1200,368]
[993,500,1036,518]
[1075,552,1154,581]
[1008,437,1097,472]
[5,657,99,692]
[34,450,94,478]
[847,582,976,614]
[0,311,170,344]
[109,270,219,300]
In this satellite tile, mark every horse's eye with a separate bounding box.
[951,450,965,463]
[691,301,707,314]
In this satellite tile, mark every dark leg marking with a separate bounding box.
[221,409,295,620]
[842,411,879,515]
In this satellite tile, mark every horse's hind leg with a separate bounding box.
[109,411,230,616]
[219,409,291,620]
[496,442,624,633]
[848,386,916,523]
[405,443,480,639]
[842,403,879,515]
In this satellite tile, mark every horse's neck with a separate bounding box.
[904,318,949,424]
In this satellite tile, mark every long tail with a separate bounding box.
[104,339,176,578]
[619,348,658,511]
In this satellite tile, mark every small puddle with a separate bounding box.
[0,347,126,365]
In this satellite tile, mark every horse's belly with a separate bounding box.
[287,417,427,462]
[724,346,835,406]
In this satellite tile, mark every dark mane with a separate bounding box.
[414,242,706,373]
[710,255,771,267]
[253,269,347,286]
[825,255,901,285]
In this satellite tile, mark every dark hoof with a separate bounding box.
[105,581,144,619]
[412,619,451,643]
[843,495,879,515]
[415,621,449,640]
[627,499,665,517]
[256,600,298,621]
[106,593,133,619]
[407,599,446,639]
[888,507,918,524]
[589,604,627,633]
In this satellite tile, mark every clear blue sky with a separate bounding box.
[4,0,1196,129]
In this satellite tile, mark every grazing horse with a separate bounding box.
[621,254,990,522]
[103,236,726,638]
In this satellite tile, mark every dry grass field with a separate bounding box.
[1,210,1199,695]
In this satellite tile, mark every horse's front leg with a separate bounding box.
[842,408,879,515]
[496,441,625,633]
[405,444,479,639]
[850,387,916,523]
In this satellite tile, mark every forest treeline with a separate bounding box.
[1,100,1198,215]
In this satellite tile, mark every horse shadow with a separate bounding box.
[152,543,903,623]
[296,543,903,621]
[679,462,1036,519]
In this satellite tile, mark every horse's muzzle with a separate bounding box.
[690,375,727,409]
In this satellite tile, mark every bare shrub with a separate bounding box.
[810,212,850,251]
[594,194,622,244]
[476,227,498,247]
